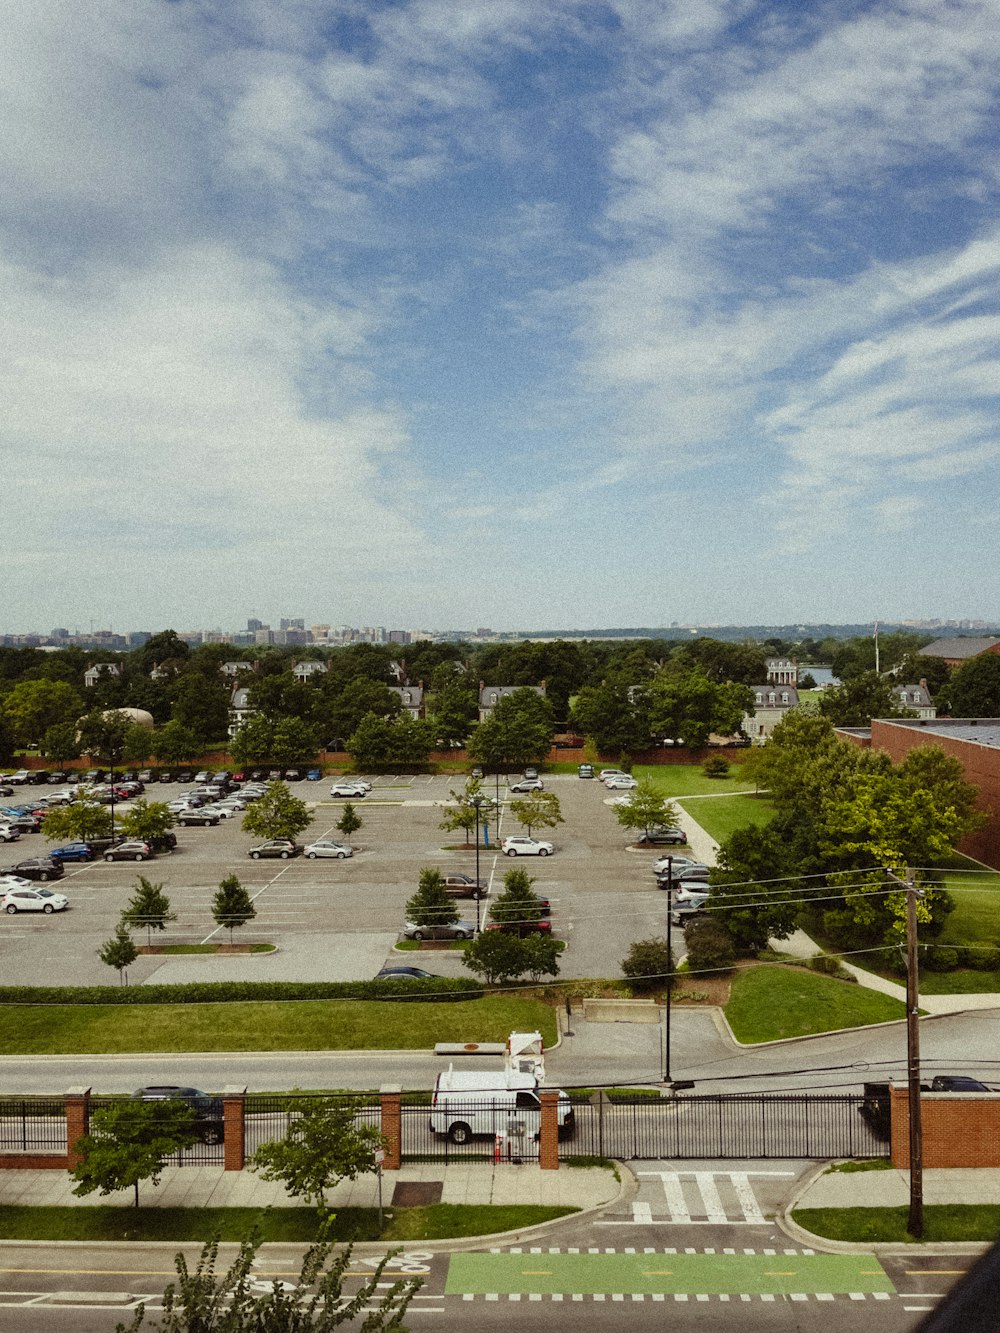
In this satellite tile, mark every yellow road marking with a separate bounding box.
[906,1269,968,1275]
[765,1271,796,1276]
[522,1270,552,1276]
[642,1271,674,1276]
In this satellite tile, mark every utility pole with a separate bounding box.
[888,865,924,1238]
[663,857,673,1084]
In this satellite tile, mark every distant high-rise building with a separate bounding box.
[51,628,70,640]
[280,618,305,632]
[247,618,263,633]
[388,630,411,645]
[255,628,274,645]
[127,631,152,648]
[310,624,330,643]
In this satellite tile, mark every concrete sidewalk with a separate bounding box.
[0,1161,622,1213]
[795,1165,1000,1210]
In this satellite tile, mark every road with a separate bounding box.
[0,1160,976,1329]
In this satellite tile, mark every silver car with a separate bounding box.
[402,919,477,941]
[304,840,353,859]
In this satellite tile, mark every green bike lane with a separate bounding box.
[444,1249,895,1299]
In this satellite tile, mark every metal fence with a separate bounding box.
[88,1096,225,1166]
[568,1093,889,1161]
[245,1093,382,1159]
[0,1098,68,1153]
[401,1099,541,1163]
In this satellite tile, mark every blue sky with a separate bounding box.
[3,0,1000,633]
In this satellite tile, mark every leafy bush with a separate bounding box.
[702,756,730,779]
[808,953,842,976]
[684,918,736,974]
[620,937,675,993]
[922,945,960,972]
[961,945,1000,972]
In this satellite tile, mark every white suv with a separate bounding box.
[502,836,554,857]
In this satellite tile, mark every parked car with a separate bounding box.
[132,1086,224,1144]
[402,919,477,941]
[306,769,323,781]
[471,766,484,778]
[653,854,705,874]
[375,966,439,981]
[671,896,710,926]
[284,768,303,782]
[0,784,13,797]
[486,918,552,936]
[177,809,221,826]
[137,770,154,783]
[147,832,178,854]
[49,842,95,862]
[605,775,638,790]
[6,771,32,785]
[5,857,64,882]
[501,836,553,857]
[304,840,353,859]
[177,771,194,784]
[523,767,540,780]
[157,771,175,783]
[1,885,69,914]
[248,839,302,860]
[929,1075,994,1092]
[578,764,594,778]
[194,771,212,784]
[47,771,68,785]
[104,840,154,862]
[330,781,368,798]
[635,827,687,846]
[599,769,629,784]
[509,776,544,793]
[442,873,489,900]
[656,865,710,888]
[0,823,21,844]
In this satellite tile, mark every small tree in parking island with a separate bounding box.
[438,776,495,845]
[613,780,681,838]
[508,791,563,838]
[336,802,363,840]
[405,868,459,932]
[72,1099,198,1209]
[121,877,176,947]
[251,1095,385,1212]
[489,866,545,926]
[116,1232,420,1332]
[240,781,313,843]
[462,930,560,986]
[99,921,139,985]
[212,874,257,944]
[118,799,176,848]
[42,797,113,846]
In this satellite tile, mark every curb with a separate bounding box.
[776,1160,994,1258]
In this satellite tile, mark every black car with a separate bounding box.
[375,966,439,981]
[284,768,303,782]
[177,771,194,784]
[6,857,64,882]
[133,1086,224,1144]
[0,785,12,797]
[31,771,51,785]
[158,771,175,783]
[929,1075,993,1092]
[147,832,178,853]
[636,827,688,846]
[178,809,220,826]
[47,771,68,785]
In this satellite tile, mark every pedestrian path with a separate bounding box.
[617,1169,794,1225]
[446,1247,894,1301]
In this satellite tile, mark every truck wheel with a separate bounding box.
[448,1122,472,1145]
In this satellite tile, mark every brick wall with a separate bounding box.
[870,722,1000,870]
[890,1085,1000,1167]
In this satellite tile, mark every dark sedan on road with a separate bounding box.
[5,857,65,882]
[248,839,302,859]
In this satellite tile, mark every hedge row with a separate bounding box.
[0,978,484,1006]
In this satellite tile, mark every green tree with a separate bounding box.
[122,724,156,764]
[613,779,680,837]
[41,721,82,766]
[116,1230,420,1332]
[42,797,113,845]
[709,825,800,951]
[77,709,131,766]
[702,755,730,778]
[508,791,564,837]
[240,782,313,842]
[647,667,752,748]
[570,681,650,753]
[467,689,556,768]
[71,1099,198,1208]
[152,720,202,765]
[489,867,545,926]
[122,877,176,947]
[520,932,562,983]
[621,937,676,993]
[118,799,177,847]
[250,1095,384,1212]
[336,803,363,839]
[947,652,1000,716]
[0,678,83,747]
[462,930,534,985]
[818,671,915,727]
[170,673,230,745]
[230,715,320,766]
[430,682,478,748]
[326,679,400,742]
[438,777,495,845]
[404,868,459,932]
[211,875,257,944]
[345,712,435,769]
[99,921,139,984]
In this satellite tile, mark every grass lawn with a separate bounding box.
[0,1203,578,1244]
[724,965,906,1043]
[678,794,775,844]
[632,763,759,798]
[0,996,557,1056]
[793,1205,1000,1244]
[935,858,1000,948]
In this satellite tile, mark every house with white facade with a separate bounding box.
[83,663,121,688]
[744,684,800,743]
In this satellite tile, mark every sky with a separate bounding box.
[3,0,1000,634]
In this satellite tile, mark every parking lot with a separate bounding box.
[0,774,681,985]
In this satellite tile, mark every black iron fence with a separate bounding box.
[568,1092,889,1161]
[88,1096,225,1167]
[245,1093,382,1159]
[0,1097,68,1153]
[401,1099,543,1163]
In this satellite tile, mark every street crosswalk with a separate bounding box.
[606,1169,796,1225]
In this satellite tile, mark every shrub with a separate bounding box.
[961,945,1000,972]
[922,945,960,972]
[0,978,483,1006]
[684,918,736,974]
[620,937,675,993]
[702,756,730,779]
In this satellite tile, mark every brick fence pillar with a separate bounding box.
[380,1086,402,1170]
[223,1087,247,1171]
[65,1086,91,1170]
[539,1090,559,1170]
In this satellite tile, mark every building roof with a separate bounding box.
[918,637,1000,661]
[873,718,1000,749]
[893,682,934,708]
[750,685,799,707]
[479,683,546,704]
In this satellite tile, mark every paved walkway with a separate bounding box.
[0,1162,621,1212]
[795,1165,1000,1209]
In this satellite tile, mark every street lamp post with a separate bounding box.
[471,796,485,934]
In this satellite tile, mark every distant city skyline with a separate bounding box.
[4,3,1000,628]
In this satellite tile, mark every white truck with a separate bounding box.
[429,1067,575,1145]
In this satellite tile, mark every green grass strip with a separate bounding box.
[793,1205,1000,1244]
[724,966,906,1043]
[0,1204,576,1244]
[0,996,557,1055]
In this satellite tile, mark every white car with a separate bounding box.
[509,776,544,793]
[599,769,630,783]
[1,885,69,914]
[0,874,33,892]
[501,836,554,857]
[0,823,22,843]
[605,775,638,790]
[330,781,368,798]
[653,854,705,874]
[304,840,353,859]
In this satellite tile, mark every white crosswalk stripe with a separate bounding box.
[619,1170,776,1224]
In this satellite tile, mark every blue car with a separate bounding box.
[306,768,323,781]
[50,842,95,862]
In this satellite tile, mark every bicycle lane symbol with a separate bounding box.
[350,1252,435,1275]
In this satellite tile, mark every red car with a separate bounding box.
[486,919,552,936]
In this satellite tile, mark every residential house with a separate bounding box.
[83,663,121,688]
[765,657,798,686]
[221,661,251,679]
[390,685,424,720]
[292,660,327,683]
[892,681,937,719]
[744,684,800,743]
[228,687,254,737]
[478,682,546,723]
